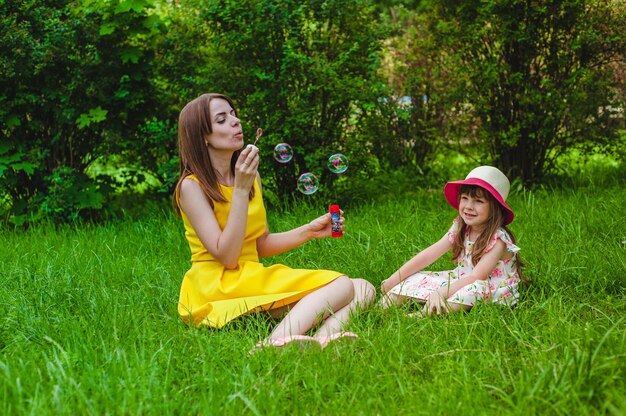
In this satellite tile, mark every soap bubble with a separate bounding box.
[327,153,348,173]
[273,143,293,163]
[297,172,319,195]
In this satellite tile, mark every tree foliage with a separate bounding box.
[200,0,386,203]
[364,4,460,172]
[430,0,626,184]
[0,0,167,223]
[0,0,624,224]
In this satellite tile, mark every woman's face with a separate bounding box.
[206,98,244,151]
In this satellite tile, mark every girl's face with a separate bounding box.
[206,98,244,151]
[458,189,491,230]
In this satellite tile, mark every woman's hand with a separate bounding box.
[306,209,344,239]
[234,144,259,192]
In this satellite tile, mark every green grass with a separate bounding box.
[1,181,625,415]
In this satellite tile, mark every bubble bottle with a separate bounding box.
[329,204,343,238]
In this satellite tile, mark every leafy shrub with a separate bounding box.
[33,167,106,224]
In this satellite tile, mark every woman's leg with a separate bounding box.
[266,303,294,319]
[313,278,376,338]
[269,275,354,339]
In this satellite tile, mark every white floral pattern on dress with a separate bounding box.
[388,219,521,306]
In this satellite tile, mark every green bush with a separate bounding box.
[35,167,106,224]
[0,0,167,224]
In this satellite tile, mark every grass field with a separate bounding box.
[1,178,625,415]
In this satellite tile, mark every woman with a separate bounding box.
[174,93,374,349]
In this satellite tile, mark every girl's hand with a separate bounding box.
[234,145,259,192]
[423,290,449,316]
[381,271,404,294]
[306,210,344,239]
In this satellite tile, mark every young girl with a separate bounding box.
[174,93,375,349]
[381,166,523,315]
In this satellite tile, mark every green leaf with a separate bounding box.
[99,22,117,36]
[120,47,142,64]
[115,0,149,14]
[143,14,160,30]
[0,141,12,155]
[76,107,108,129]
[6,115,21,128]
[88,107,108,123]
[115,89,130,99]
[10,162,37,175]
[76,113,92,129]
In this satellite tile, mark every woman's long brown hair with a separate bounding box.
[172,93,254,214]
[451,185,524,280]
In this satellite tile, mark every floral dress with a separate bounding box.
[388,219,521,306]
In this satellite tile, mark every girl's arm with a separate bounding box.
[381,234,453,294]
[256,213,337,258]
[425,239,506,315]
[178,146,259,269]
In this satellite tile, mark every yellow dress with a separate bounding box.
[177,175,342,328]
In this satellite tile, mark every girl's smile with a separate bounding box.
[459,193,489,230]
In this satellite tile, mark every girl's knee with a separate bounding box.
[381,292,405,308]
[380,293,394,308]
[447,302,471,313]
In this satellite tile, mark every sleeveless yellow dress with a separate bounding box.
[177,175,343,328]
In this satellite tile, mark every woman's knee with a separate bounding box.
[353,278,376,302]
[329,275,354,299]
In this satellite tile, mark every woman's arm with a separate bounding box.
[179,180,249,269]
[381,234,453,294]
[256,213,336,258]
[178,146,259,269]
[424,239,506,315]
[255,174,341,258]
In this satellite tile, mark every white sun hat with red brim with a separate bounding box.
[443,166,515,225]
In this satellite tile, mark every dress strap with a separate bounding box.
[446,218,460,244]
[485,229,520,253]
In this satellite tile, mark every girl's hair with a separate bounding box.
[172,93,254,214]
[452,185,524,280]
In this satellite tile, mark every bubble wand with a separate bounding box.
[254,128,263,146]
[247,128,263,151]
